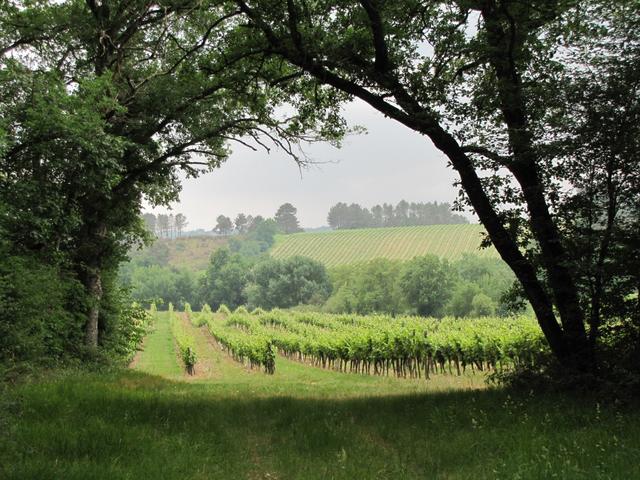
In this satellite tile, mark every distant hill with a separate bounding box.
[129,236,230,271]
[269,224,498,267]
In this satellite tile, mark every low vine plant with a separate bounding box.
[170,311,197,375]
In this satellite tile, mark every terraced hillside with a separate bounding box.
[270,224,497,266]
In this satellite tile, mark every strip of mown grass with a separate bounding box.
[132,312,182,378]
[2,320,639,479]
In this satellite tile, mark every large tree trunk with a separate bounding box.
[76,221,108,349]
[480,3,592,369]
[84,267,103,349]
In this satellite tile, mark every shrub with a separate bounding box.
[0,250,83,365]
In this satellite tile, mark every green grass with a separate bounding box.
[130,236,229,271]
[132,312,182,378]
[2,313,639,479]
[270,224,498,267]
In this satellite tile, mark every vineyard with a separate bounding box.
[192,306,547,377]
[269,224,498,266]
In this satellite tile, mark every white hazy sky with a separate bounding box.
[147,99,466,230]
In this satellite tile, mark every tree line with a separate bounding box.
[142,213,188,239]
[126,239,516,319]
[327,200,468,230]
[214,203,303,236]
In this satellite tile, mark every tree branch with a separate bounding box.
[359,0,391,72]
[461,145,511,165]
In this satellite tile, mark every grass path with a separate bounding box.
[178,312,250,381]
[2,315,640,479]
[132,312,182,378]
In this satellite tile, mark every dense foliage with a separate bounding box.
[0,243,83,366]
[1,0,638,385]
[199,248,252,310]
[326,254,515,317]
[246,256,331,309]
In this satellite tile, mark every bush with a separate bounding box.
[246,256,332,310]
[234,306,250,315]
[99,274,153,364]
[192,304,213,327]
[170,314,197,375]
[471,293,495,317]
[400,255,454,316]
[0,250,84,365]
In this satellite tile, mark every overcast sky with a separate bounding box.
[147,99,467,230]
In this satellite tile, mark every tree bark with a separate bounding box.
[84,267,103,349]
[76,220,108,349]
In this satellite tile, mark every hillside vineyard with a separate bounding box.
[270,225,498,267]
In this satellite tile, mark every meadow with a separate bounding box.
[2,310,639,480]
[270,224,498,267]
[129,236,230,272]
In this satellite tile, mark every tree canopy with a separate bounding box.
[274,203,303,234]
[0,0,345,350]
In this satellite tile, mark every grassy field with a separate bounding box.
[130,236,229,271]
[2,312,639,479]
[270,224,498,266]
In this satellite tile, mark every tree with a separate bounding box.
[400,255,455,317]
[214,215,234,236]
[236,0,640,371]
[327,202,349,229]
[174,214,187,237]
[199,248,251,310]
[326,259,403,315]
[247,218,279,250]
[142,214,157,236]
[394,200,409,226]
[274,203,303,234]
[328,200,467,229]
[1,0,345,350]
[129,265,197,309]
[168,214,176,239]
[234,213,248,234]
[157,215,170,239]
[382,204,395,227]
[471,293,495,317]
[247,215,265,232]
[246,256,331,309]
[371,205,384,227]
[447,282,482,319]
[327,202,373,229]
